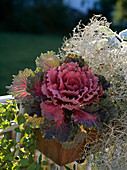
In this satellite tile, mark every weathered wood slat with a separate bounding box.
[0,95,14,103]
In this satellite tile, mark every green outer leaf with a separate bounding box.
[18,158,29,168]
[84,97,118,128]
[1,136,8,147]
[28,153,34,164]
[27,163,38,170]
[0,107,6,113]
[25,124,32,134]
[39,154,42,164]
[64,165,71,170]
[42,160,48,165]
[35,51,59,72]
[36,164,43,170]
[19,149,23,159]
[73,164,76,170]
[20,136,25,144]
[13,166,19,170]
[15,127,21,133]
[17,114,26,125]
[3,153,14,162]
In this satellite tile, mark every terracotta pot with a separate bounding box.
[36,128,102,166]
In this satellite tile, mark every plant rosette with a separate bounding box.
[8,51,117,164]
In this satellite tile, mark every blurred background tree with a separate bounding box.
[99,0,117,21]
[0,0,76,34]
[113,0,127,23]
[98,0,127,31]
[1,0,127,34]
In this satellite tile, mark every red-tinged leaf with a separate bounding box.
[41,101,64,121]
[8,69,33,102]
[35,51,60,72]
[27,73,46,100]
[41,119,72,142]
[73,110,99,128]
[40,101,72,142]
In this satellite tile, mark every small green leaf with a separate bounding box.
[36,164,43,170]
[64,166,71,170]
[8,139,15,149]
[5,111,11,118]
[15,124,24,133]
[0,107,6,113]
[19,149,23,159]
[25,124,32,134]
[15,127,21,133]
[20,136,25,144]
[42,161,48,165]
[20,147,28,153]
[73,164,76,170]
[27,163,38,170]
[18,158,29,168]
[28,153,34,164]
[39,154,42,164]
[13,166,19,170]
[3,153,14,162]
[17,114,26,125]
[1,135,8,147]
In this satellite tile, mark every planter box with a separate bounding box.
[36,129,101,166]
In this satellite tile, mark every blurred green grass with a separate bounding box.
[0,32,63,96]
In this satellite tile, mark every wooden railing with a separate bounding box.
[0,95,14,103]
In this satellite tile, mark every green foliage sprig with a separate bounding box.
[0,100,18,130]
[0,100,48,169]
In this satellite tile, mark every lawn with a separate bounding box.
[0,32,63,96]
